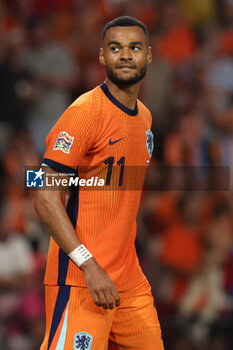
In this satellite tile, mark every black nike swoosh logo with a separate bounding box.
[109,138,124,146]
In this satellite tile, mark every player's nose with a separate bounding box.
[119,47,133,60]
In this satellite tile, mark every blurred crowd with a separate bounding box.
[0,0,232,349]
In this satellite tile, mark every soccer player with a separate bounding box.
[35,16,164,350]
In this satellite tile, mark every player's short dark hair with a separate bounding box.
[102,16,149,41]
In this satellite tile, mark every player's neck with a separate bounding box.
[105,79,140,110]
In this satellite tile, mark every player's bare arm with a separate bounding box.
[34,167,120,310]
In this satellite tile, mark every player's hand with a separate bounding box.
[80,258,120,310]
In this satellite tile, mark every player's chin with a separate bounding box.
[117,72,137,81]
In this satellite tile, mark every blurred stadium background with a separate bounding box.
[0,0,233,349]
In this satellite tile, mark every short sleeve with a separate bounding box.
[42,106,96,173]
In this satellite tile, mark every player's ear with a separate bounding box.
[99,48,106,66]
[147,46,152,65]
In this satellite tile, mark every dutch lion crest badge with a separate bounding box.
[74,332,93,350]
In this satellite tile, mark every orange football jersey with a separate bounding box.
[42,82,154,291]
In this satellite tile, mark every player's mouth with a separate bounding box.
[116,64,136,70]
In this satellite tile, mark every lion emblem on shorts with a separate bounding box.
[74,332,93,349]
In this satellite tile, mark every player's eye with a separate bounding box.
[131,46,140,51]
[110,46,119,52]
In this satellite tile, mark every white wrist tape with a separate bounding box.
[68,244,93,267]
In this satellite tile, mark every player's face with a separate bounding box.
[99,26,152,87]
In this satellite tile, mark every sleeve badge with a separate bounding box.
[146,129,154,158]
[53,131,74,154]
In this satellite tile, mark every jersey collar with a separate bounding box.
[100,82,138,116]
